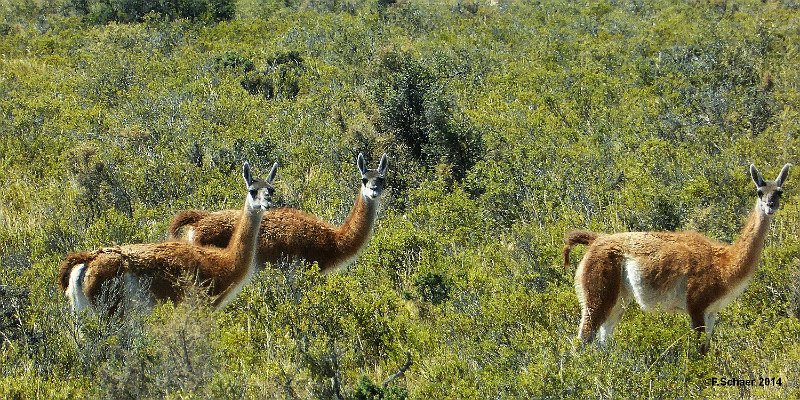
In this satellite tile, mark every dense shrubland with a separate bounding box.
[1,0,800,398]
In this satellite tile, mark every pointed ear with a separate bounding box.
[750,164,766,188]
[776,163,791,187]
[267,162,278,184]
[243,162,253,186]
[377,153,388,176]
[357,153,367,176]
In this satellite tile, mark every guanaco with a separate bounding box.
[563,163,791,353]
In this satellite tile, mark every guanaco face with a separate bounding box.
[358,153,388,200]
[752,163,790,216]
[244,161,278,212]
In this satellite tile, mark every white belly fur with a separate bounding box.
[622,257,688,312]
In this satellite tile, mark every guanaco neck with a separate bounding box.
[225,199,265,272]
[335,189,379,257]
[728,203,772,282]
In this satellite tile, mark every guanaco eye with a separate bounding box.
[249,189,258,197]
[757,189,764,196]
[362,178,368,185]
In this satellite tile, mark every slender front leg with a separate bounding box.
[700,312,717,354]
[690,309,713,355]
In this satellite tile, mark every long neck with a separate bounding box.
[728,203,771,281]
[226,199,264,269]
[335,189,379,257]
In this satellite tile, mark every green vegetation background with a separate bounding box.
[1,0,800,398]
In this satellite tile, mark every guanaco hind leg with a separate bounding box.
[577,253,623,344]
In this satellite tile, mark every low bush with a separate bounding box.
[69,0,235,24]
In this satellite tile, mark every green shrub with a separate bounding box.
[65,144,133,222]
[373,49,483,183]
[414,272,450,305]
[2,0,800,398]
[353,374,409,400]
[70,0,235,24]
[239,51,305,100]
[213,50,255,73]
[209,137,274,173]
[0,284,41,350]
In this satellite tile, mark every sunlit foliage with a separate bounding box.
[1,0,800,398]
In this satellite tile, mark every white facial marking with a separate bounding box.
[362,187,378,200]
[247,189,270,211]
[758,198,775,216]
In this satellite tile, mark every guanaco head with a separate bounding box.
[243,161,278,212]
[357,153,388,201]
[750,163,791,216]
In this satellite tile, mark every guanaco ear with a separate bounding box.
[266,162,278,184]
[750,164,766,188]
[776,163,791,187]
[357,153,367,176]
[243,162,253,186]
[377,153,388,177]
